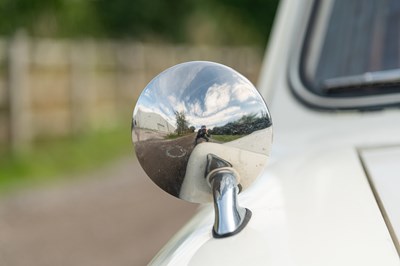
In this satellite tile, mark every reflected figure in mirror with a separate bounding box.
[195,125,210,145]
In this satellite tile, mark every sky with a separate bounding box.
[133,61,269,130]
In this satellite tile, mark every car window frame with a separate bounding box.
[288,0,400,111]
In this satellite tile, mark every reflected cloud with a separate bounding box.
[133,61,270,132]
[232,79,256,102]
[204,83,231,116]
[187,106,243,129]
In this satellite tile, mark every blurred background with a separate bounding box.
[0,0,278,265]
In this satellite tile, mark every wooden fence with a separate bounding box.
[0,33,262,153]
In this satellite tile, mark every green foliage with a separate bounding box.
[0,0,101,37]
[165,133,179,139]
[174,110,190,136]
[187,0,279,46]
[93,0,194,41]
[237,113,258,124]
[211,134,244,142]
[210,113,270,135]
[0,127,132,194]
[0,0,279,47]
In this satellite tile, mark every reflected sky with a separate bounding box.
[134,61,269,130]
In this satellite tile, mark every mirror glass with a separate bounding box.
[132,61,272,203]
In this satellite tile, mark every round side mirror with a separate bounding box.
[132,61,272,203]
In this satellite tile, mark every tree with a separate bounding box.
[174,111,189,136]
[0,0,279,47]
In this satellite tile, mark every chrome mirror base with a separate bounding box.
[206,154,252,238]
[213,209,252,238]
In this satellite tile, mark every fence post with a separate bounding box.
[8,31,32,153]
[69,40,94,134]
[115,42,146,114]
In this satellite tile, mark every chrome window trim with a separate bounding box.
[288,0,400,111]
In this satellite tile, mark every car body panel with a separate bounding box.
[151,145,400,265]
[360,146,400,251]
[149,0,400,264]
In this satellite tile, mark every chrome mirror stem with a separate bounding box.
[206,155,252,238]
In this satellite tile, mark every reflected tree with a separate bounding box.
[174,111,190,135]
[237,113,258,124]
[210,112,271,135]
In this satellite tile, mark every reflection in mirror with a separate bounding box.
[132,61,272,203]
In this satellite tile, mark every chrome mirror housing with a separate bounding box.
[132,61,272,237]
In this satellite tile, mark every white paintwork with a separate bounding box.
[361,146,400,249]
[150,0,400,265]
[152,145,400,265]
[179,128,272,203]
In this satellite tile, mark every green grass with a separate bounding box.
[165,133,180,139]
[0,127,133,194]
[165,132,194,140]
[211,134,245,142]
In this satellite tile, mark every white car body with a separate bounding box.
[150,0,400,265]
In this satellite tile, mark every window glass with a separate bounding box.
[303,0,400,96]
